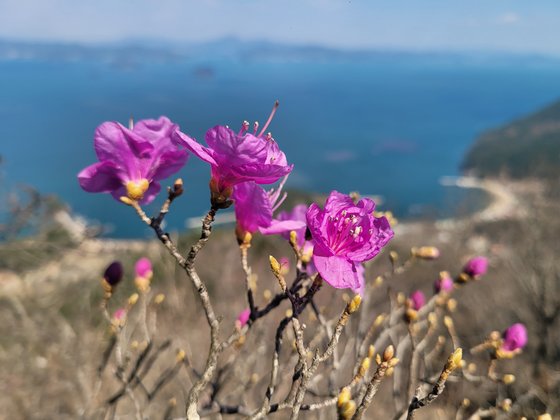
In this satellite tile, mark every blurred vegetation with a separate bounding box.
[462,99,560,179]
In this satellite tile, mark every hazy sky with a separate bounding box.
[1,0,560,55]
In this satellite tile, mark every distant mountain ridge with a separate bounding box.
[462,99,560,179]
[2,37,560,67]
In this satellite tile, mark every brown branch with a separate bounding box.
[406,348,462,420]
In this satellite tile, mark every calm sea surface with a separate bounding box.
[2,49,560,237]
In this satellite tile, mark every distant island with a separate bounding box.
[462,99,560,179]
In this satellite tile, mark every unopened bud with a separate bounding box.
[443,316,454,329]
[176,349,186,362]
[135,276,151,293]
[348,295,362,314]
[389,251,399,264]
[503,374,516,384]
[388,358,400,368]
[339,400,356,419]
[374,276,383,286]
[538,414,552,420]
[447,298,457,312]
[386,367,395,377]
[289,231,298,248]
[285,308,293,318]
[375,354,382,365]
[269,255,281,275]
[368,345,376,359]
[467,363,477,374]
[359,357,370,376]
[374,314,385,327]
[501,398,512,412]
[428,312,437,327]
[103,261,124,287]
[406,308,418,322]
[412,246,440,260]
[446,348,462,371]
[173,178,184,196]
[128,293,139,306]
[154,293,165,304]
[383,345,395,361]
[462,398,471,407]
[263,289,272,301]
[337,387,351,407]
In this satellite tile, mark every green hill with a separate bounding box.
[462,100,560,179]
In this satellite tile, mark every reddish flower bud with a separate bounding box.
[409,290,426,311]
[501,323,527,352]
[104,261,124,286]
[463,256,488,277]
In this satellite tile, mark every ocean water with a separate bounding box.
[2,48,560,238]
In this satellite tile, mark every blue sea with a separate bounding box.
[2,42,560,238]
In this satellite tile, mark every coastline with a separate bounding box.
[438,176,522,223]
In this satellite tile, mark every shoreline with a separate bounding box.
[438,176,521,223]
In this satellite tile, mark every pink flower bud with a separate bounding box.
[434,271,454,293]
[113,308,127,321]
[135,257,153,279]
[410,290,426,311]
[104,261,124,286]
[501,323,527,352]
[463,256,488,277]
[237,308,251,327]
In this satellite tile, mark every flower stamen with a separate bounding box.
[258,100,279,137]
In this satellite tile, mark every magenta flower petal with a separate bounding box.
[133,116,178,142]
[173,129,217,166]
[313,252,362,291]
[233,182,273,234]
[352,263,366,296]
[148,149,190,182]
[94,121,154,163]
[501,323,527,352]
[276,204,309,246]
[78,161,122,193]
[259,219,306,235]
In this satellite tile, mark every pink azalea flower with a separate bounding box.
[434,271,454,293]
[306,191,393,293]
[232,178,305,242]
[410,290,426,310]
[172,103,293,205]
[78,117,188,204]
[135,257,153,279]
[236,308,251,327]
[463,256,488,277]
[501,323,527,352]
